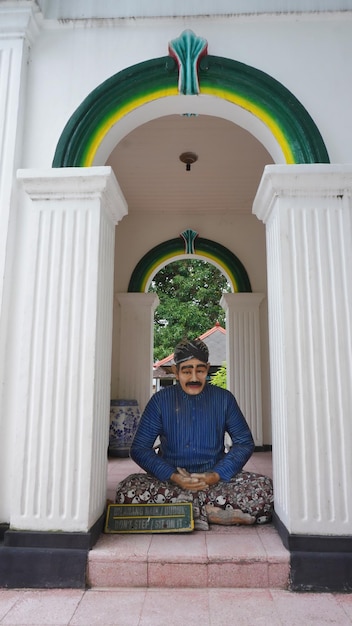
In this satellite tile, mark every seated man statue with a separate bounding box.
[115,338,274,530]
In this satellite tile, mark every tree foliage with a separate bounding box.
[210,363,227,389]
[149,259,231,361]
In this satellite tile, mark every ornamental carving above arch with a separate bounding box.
[127,229,252,294]
[53,30,329,169]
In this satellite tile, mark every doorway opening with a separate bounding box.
[148,258,231,392]
[149,258,231,361]
[51,34,329,545]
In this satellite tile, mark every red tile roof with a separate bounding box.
[154,322,226,368]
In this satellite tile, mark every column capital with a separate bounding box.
[17,166,128,225]
[253,164,352,224]
[221,292,265,312]
[116,292,159,311]
[0,2,41,45]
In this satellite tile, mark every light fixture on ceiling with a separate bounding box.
[179,152,198,172]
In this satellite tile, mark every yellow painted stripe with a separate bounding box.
[141,250,239,293]
[140,252,178,293]
[200,85,296,164]
[83,84,296,167]
[195,250,239,292]
[83,86,179,166]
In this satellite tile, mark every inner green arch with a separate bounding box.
[53,54,330,167]
[128,236,252,293]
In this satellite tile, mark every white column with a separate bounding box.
[221,293,264,446]
[116,293,159,413]
[0,4,38,314]
[253,164,352,536]
[0,2,39,524]
[11,167,127,532]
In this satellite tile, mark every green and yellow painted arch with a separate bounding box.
[128,231,252,294]
[53,34,329,168]
[52,31,329,294]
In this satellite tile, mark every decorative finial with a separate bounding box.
[168,30,208,95]
[180,229,198,254]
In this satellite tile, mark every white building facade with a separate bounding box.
[0,0,351,590]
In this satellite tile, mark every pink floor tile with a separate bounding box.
[87,534,152,587]
[208,588,281,625]
[256,525,290,561]
[148,531,207,563]
[88,560,148,588]
[208,562,269,588]
[0,590,25,621]
[148,562,208,588]
[267,562,290,589]
[336,594,352,620]
[107,458,142,483]
[1,589,83,625]
[89,533,152,560]
[244,452,273,479]
[206,527,267,561]
[0,588,350,626]
[138,588,210,626]
[106,460,143,500]
[89,451,291,593]
[69,589,147,626]
[270,589,352,625]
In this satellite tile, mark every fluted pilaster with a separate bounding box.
[12,167,127,532]
[0,1,39,321]
[221,293,264,446]
[0,4,40,523]
[253,164,352,535]
[116,293,159,413]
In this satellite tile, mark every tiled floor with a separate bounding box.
[1,587,352,625]
[1,454,351,624]
[90,452,288,590]
[88,522,288,590]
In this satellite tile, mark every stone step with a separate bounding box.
[94,452,288,589]
[87,524,290,589]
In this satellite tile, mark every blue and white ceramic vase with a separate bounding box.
[109,399,141,457]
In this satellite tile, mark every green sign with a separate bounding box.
[105,502,194,533]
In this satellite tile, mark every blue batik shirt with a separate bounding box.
[130,383,254,482]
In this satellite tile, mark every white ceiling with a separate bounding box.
[107,114,273,214]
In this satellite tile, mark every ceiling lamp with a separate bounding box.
[179,152,198,171]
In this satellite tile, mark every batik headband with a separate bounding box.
[174,339,209,365]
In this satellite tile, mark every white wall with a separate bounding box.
[113,212,266,294]
[22,13,352,170]
[19,9,352,451]
[112,210,272,443]
[1,6,351,523]
[37,0,352,19]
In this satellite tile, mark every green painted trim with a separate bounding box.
[127,236,252,293]
[196,238,252,291]
[127,238,184,293]
[52,49,329,168]
[198,55,330,164]
[52,57,178,167]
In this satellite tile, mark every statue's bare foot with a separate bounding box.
[205,504,255,526]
